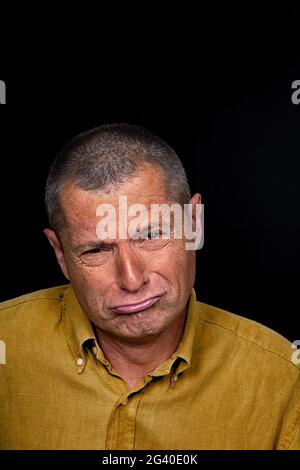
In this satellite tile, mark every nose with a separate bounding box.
[115,243,148,292]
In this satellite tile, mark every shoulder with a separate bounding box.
[197,301,299,373]
[0,285,69,329]
[194,301,300,450]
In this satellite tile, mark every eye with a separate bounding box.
[138,229,162,240]
[82,246,109,255]
[148,230,161,239]
[86,248,102,254]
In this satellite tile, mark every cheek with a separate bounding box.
[153,242,195,278]
[65,258,111,293]
[176,246,196,282]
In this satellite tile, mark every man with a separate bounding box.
[0,124,299,450]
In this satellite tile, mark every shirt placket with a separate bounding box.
[105,386,148,450]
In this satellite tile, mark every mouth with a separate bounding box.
[111,295,163,314]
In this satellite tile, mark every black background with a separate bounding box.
[0,5,299,343]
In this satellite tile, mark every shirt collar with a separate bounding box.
[150,288,199,377]
[62,285,96,372]
[176,288,199,367]
[62,285,199,375]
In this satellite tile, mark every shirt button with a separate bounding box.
[172,375,178,382]
[76,357,84,366]
[121,398,128,405]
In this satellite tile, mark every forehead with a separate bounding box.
[60,164,169,229]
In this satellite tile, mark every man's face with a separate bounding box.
[45,164,200,342]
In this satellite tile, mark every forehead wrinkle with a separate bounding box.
[59,166,176,241]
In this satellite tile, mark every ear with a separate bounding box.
[189,193,202,232]
[43,228,70,280]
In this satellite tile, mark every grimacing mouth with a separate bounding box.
[110,293,166,315]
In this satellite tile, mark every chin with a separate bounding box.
[112,315,167,341]
[116,329,163,343]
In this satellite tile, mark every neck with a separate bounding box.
[94,309,187,390]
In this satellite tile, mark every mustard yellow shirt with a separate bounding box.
[0,285,299,450]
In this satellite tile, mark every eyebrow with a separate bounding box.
[74,222,167,251]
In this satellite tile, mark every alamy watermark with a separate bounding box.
[0,80,6,104]
[291,340,300,365]
[1,336,299,366]
[291,80,300,105]
[95,197,204,251]
[0,340,5,364]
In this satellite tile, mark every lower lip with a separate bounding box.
[112,296,161,314]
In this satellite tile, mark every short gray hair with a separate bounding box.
[45,123,191,232]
